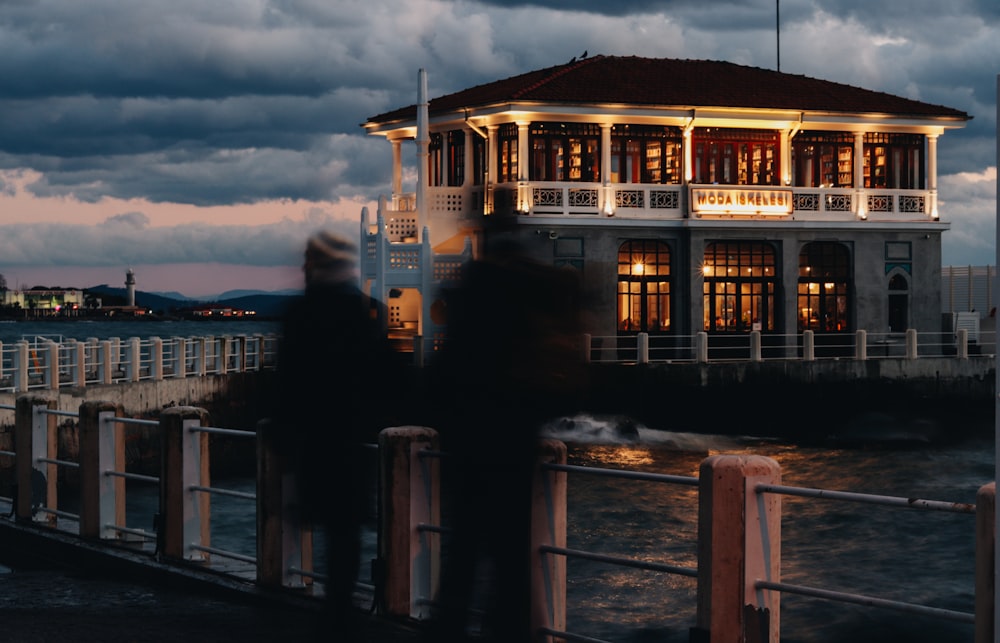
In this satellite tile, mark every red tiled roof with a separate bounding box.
[366,55,970,125]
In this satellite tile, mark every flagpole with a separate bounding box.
[776,0,780,72]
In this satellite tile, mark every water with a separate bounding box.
[544,415,992,642]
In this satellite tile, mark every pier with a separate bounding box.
[0,393,993,642]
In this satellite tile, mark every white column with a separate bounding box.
[486,125,497,214]
[463,129,473,187]
[601,123,614,215]
[415,68,429,240]
[392,139,403,197]
[854,131,866,218]
[780,130,791,185]
[517,121,530,213]
[928,133,939,218]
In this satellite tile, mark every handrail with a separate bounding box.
[757,483,976,513]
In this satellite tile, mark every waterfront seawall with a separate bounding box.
[584,356,996,443]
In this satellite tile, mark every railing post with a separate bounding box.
[637,332,649,364]
[695,455,782,643]
[218,336,230,374]
[975,482,995,643]
[696,331,709,363]
[582,333,592,364]
[100,340,113,384]
[151,337,164,380]
[14,395,57,524]
[195,337,207,376]
[802,330,815,361]
[173,337,188,378]
[15,341,29,392]
[750,330,762,362]
[44,340,58,390]
[159,406,211,562]
[855,329,868,361]
[79,400,124,540]
[71,340,87,387]
[905,328,918,359]
[958,328,970,359]
[532,439,567,642]
[257,418,313,589]
[126,337,141,382]
[378,426,440,619]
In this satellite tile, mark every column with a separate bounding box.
[601,123,614,215]
[392,138,403,199]
[517,121,530,213]
[780,129,791,185]
[854,131,866,219]
[928,133,939,218]
[486,125,498,214]
[463,129,473,187]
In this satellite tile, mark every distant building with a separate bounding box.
[1,287,85,316]
[125,268,136,307]
[176,304,256,319]
[359,56,970,356]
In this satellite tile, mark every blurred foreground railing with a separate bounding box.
[0,403,994,642]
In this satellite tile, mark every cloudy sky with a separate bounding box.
[0,0,996,297]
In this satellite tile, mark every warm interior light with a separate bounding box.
[634,263,645,275]
[702,265,712,276]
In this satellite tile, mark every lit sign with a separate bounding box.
[690,187,794,217]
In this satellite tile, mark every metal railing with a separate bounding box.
[0,334,278,393]
[0,405,992,643]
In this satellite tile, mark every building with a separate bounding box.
[0,287,85,316]
[359,55,970,358]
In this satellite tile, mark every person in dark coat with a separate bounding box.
[423,241,585,642]
[275,230,393,640]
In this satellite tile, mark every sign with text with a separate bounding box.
[690,186,794,217]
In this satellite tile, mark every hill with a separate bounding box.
[84,285,295,318]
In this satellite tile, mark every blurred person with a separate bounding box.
[423,242,585,643]
[275,230,393,640]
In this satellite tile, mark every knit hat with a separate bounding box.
[305,231,358,268]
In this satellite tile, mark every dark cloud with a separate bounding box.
[0,0,992,249]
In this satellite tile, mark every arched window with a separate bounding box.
[888,273,909,332]
[703,242,777,332]
[617,240,671,333]
[798,242,852,332]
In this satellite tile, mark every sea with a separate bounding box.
[2,319,995,642]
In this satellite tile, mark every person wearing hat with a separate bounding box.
[275,230,392,640]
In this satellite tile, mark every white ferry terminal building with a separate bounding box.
[359,55,970,358]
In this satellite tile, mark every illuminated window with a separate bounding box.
[863,133,924,189]
[529,123,601,183]
[617,240,671,333]
[610,125,681,184]
[497,123,518,183]
[702,242,776,332]
[692,128,779,186]
[797,242,852,332]
[792,132,854,188]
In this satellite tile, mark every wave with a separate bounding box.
[541,413,748,452]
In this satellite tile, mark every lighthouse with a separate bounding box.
[125,269,136,307]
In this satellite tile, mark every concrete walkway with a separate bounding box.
[0,566,423,642]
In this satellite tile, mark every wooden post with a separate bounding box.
[159,406,211,561]
[79,400,124,540]
[531,439,567,642]
[802,330,815,361]
[379,426,440,619]
[976,482,995,643]
[257,419,313,588]
[695,455,782,643]
[14,395,57,524]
